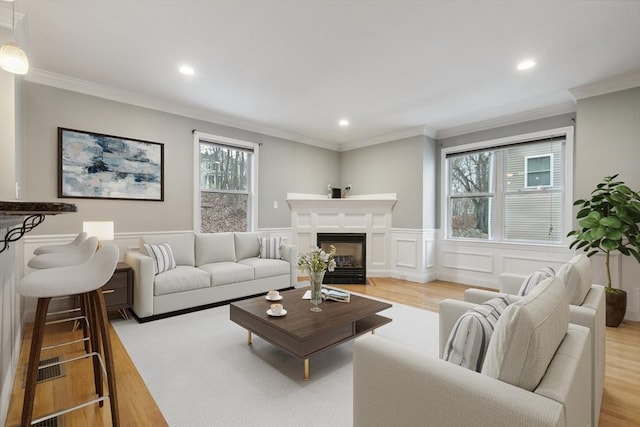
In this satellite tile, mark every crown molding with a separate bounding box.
[338,125,435,152]
[569,70,640,100]
[24,68,339,151]
[435,101,577,140]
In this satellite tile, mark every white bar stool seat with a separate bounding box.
[17,243,120,427]
[33,232,88,255]
[28,236,98,269]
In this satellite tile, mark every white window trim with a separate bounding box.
[193,131,259,232]
[440,126,574,245]
[524,153,554,188]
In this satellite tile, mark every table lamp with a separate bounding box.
[83,221,114,248]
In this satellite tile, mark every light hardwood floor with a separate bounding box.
[5,279,640,426]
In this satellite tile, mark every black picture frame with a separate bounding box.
[58,127,164,201]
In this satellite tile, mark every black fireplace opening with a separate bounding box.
[317,233,366,284]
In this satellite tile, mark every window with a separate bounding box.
[525,154,553,188]
[443,127,573,244]
[194,132,258,233]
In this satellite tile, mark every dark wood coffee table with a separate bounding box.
[229,287,392,380]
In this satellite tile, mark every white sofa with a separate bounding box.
[125,232,297,321]
[353,277,592,427]
[464,260,605,426]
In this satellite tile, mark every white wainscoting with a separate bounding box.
[22,228,639,322]
[436,235,640,321]
[437,236,574,289]
[390,229,437,283]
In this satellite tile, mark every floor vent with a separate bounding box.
[23,356,65,387]
[37,357,63,382]
[33,415,63,427]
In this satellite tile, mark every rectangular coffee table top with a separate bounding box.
[230,287,392,365]
[230,287,391,340]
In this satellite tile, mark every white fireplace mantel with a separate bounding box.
[286,193,397,212]
[286,193,397,277]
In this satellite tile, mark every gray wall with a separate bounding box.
[22,82,339,234]
[436,112,577,228]
[574,87,640,306]
[574,87,640,201]
[340,134,436,229]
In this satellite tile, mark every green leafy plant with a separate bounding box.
[567,174,640,292]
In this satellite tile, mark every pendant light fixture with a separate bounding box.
[0,0,29,75]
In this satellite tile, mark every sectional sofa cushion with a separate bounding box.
[443,296,510,372]
[482,276,569,391]
[143,242,177,274]
[517,266,555,296]
[141,233,195,266]
[238,257,290,279]
[195,233,236,266]
[557,254,592,305]
[259,237,282,259]
[198,262,254,286]
[234,232,268,260]
[153,266,210,296]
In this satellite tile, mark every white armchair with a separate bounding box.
[353,278,592,427]
[464,266,605,426]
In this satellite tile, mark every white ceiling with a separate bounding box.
[7,0,640,150]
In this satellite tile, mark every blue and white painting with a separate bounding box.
[58,128,164,201]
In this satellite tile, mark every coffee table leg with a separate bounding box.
[247,331,252,345]
[304,359,309,381]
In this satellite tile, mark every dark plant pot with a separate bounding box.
[606,289,627,327]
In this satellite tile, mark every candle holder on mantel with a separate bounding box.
[0,201,77,253]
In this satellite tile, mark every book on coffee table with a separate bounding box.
[302,288,350,303]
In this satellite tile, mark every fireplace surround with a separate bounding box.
[317,233,366,284]
[286,192,397,281]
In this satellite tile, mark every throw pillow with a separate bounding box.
[517,267,555,296]
[556,254,592,305]
[259,237,282,259]
[144,242,177,275]
[442,296,510,372]
[481,276,569,391]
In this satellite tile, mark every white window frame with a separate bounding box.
[440,126,574,245]
[193,131,259,232]
[524,153,554,188]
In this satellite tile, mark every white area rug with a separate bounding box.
[112,299,439,427]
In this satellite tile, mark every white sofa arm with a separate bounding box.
[125,251,155,318]
[570,284,605,425]
[280,244,298,287]
[498,273,526,294]
[353,334,568,427]
[464,288,517,305]
[438,299,478,358]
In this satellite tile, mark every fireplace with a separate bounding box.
[317,233,366,284]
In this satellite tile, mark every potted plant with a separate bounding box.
[567,174,640,327]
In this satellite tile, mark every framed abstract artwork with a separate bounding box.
[58,128,164,201]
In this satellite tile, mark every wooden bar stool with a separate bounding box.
[33,231,88,254]
[17,243,120,427]
[27,236,99,353]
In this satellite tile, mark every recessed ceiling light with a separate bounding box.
[179,65,195,75]
[338,119,349,127]
[517,59,536,71]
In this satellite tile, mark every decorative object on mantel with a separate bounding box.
[58,127,164,201]
[0,201,77,253]
[297,245,336,312]
[567,174,640,327]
